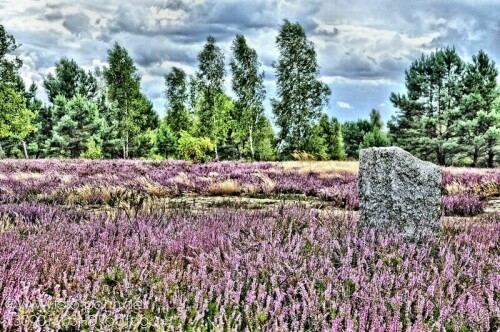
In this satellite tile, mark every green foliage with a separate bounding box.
[196,91,233,159]
[128,95,160,158]
[342,119,373,159]
[230,34,266,160]
[46,95,104,158]
[0,24,23,87]
[196,36,227,159]
[330,119,346,161]
[320,115,346,160]
[80,138,103,159]
[0,24,36,158]
[43,57,97,103]
[390,48,500,166]
[390,47,465,165]
[306,114,346,160]
[272,19,331,156]
[306,124,329,160]
[253,115,277,161]
[132,128,159,159]
[156,120,177,158]
[176,131,214,162]
[342,110,389,159]
[454,50,500,167]
[104,43,159,158]
[360,127,391,149]
[0,85,34,139]
[165,67,191,135]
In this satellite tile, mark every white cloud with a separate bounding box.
[336,101,353,109]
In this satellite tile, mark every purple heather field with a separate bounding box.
[0,160,499,331]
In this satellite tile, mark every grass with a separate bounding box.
[280,160,359,175]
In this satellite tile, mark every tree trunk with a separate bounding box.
[214,144,218,160]
[22,140,29,159]
[473,148,479,167]
[125,131,129,159]
[487,148,494,168]
[249,124,255,161]
[437,146,446,166]
[0,141,3,158]
[124,94,129,159]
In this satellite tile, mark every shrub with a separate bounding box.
[176,131,214,162]
[80,139,102,159]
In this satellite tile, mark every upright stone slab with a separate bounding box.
[358,147,441,238]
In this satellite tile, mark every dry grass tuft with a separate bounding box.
[144,183,171,198]
[64,185,129,205]
[253,173,276,193]
[171,172,192,187]
[280,161,359,175]
[208,179,241,196]
[12,172,45,180]
[291,151,317,161]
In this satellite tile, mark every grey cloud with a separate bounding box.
[2,0,500,124]
[62,13,91,35]
[204,0,277,30]
[316,27,339,37]
[134,43,197,68]
[44,11,64,21]
[46,2,66,10]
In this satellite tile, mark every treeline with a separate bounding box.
[0,22,498,165]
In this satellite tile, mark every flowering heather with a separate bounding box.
[0,160,359,209]
[0,205,498,331]
[442,169,500,197]
[0,160,498,215]
[442,195,485,216]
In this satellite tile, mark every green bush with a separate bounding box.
[80,139,102,159]
[176,131,214,162]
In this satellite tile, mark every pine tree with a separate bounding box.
[369,109,383,130]
[390,48,464,165]
[43,57,97,103]
[47,95,104,158]
[0,24,23,87]
[230,34,266,160]
[272,20,331,156]
[456,50,499,166]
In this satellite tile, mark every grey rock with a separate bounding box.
[358,147,441,238]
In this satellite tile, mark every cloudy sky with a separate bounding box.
[2,0,500,124]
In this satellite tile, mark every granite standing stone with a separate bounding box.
[358,147,442,238]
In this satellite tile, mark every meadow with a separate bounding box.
[0,160,499,331]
